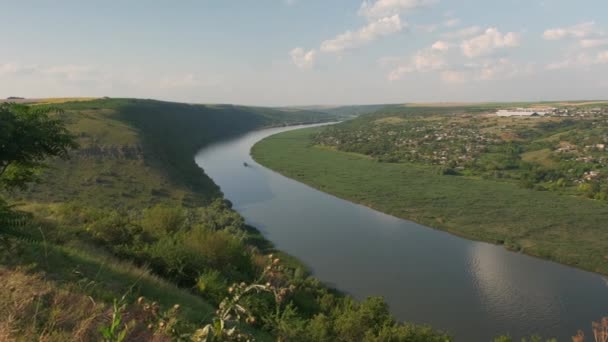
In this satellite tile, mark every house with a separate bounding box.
[583,171,601,181]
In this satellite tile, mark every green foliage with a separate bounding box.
[99,299,129,342]
[196,270,228,304]
[0,103,77,190]
[141,205,186,236]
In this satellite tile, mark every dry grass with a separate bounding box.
[558,101,608,106]
[0,98,98,105]
[0,266,174,341]
[0,266,105,341]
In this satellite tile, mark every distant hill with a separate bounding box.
[13,98,338,208]
[284,104,396,118]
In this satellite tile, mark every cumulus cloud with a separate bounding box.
[388,46,447,80]
[441,26,482,40]
[477,58,522,80]
[358,0,437,19]
[290,47,317,69]
[431,40,449,51]
[580,38,608,48]
[461,28,520,58]
[542,22,600,40]
[440,59,523,83]
[386,39,527,84]
[547,50,608,70]
[320,15,404,53]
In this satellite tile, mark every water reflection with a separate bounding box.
[195,125,608,341]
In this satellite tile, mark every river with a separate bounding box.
[194,124,608,341]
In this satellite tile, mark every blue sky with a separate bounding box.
[1,0,607,105]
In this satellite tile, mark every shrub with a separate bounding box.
[196,270,228,304]
[140,205,186,237]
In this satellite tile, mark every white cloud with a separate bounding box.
[290,47,317,69]
[431,40,449,51]
[542,22,600,40]
[477,58,521,81]
[547,50,608,70]
[441,26,482,40]
[358,0,437,19]
[440,59,524,84]
[580,39,608,48]
[320,15,404,53]
[388,47,447,80]
[461,28,520,58]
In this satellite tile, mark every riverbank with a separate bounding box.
[251,126,608,276]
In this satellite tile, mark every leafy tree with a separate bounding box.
[0,103,77,190]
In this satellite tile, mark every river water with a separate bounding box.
[194,124,608,341]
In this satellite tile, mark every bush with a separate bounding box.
[196,270,228,304]
[140,205,186,237]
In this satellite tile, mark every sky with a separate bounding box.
[1,0,608,106]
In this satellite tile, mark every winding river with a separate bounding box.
[195,124,608,341]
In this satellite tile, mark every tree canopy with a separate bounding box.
[0,103,77,190]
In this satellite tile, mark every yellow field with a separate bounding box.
[1,97,98,105]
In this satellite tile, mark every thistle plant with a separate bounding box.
[572,317,608,342]
[592,317,608,342]
[192,254,296,342]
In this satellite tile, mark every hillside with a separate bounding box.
[1,99,451,341]
[286,104,395,118]
[12,98,336,208]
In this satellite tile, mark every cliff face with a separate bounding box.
[74,145,145,160]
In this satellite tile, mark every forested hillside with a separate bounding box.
[0,99,451,341]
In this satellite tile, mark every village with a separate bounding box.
[314,103,608,199]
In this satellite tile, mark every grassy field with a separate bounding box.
[252,127,608,275]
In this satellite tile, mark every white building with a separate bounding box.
[496,108,555,117]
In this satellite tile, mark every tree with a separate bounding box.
[0,103,77,190]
